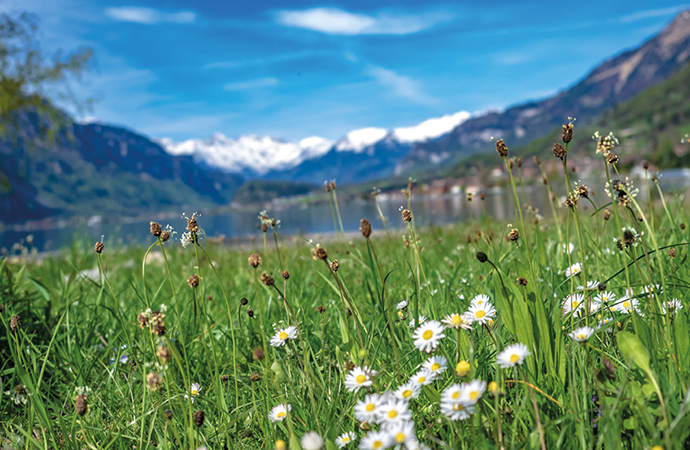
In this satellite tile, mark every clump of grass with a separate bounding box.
[2,122,690,449]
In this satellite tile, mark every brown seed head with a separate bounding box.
[150,221,162,237]
[160,230,171,242]
[480,191,486,200]
[402,209,413,223]
[466,234,471,243]
[552,143,566,159]
[533,156,541,166]
[466,192,473,202]
[637,214,643,222]
[240,297,248,306]
[157,346,171,364]
[575,184,589,199]
[221,375,229,383]
[146,372,163,391]
[495,139,508,157]
[164,409,173,420]
[606,152,618,165]
[360,219,372,238]
[403,239,410,248]
[317,305,326,314]
[312,245,328,261]
[248,253,262,268]
[325,182,332,192]
[137,312,149,328]
[643,161,650,170]
[562,123,573,143]
[682,223,686,230]
[603,209,611,221]
[187,274,200,288]
[186,217,199,233]
[193,410,205,427]
[651,175,658,183]
[330,181,337,190]
[408,180,414,191]
[261,223,268,233]
[476,251,488,263]
[252,347,265,360]
[260,272,274,287]
[331,260,339,272]
[508,228,519,242]
[247,308,254,318]
[10,315,20,333]
[565,196,577,208]
[281,270,290,280]
[508,158,515,170]
[517,277,528,287]
[76,394,88,416]
[669,248,677,258]
[517,156,523,168]
[151,320,166,336]
[344,361,356,371]
[94,242,104,254]
[249,372,260,382]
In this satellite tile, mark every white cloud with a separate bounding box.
[105,7,196,24]
[222,77,279,91]
[366,66,437,105]
[276,7,449,35]
[618,5,690,23]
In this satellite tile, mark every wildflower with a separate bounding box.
[440,397,475,421]
[565,263,582,277]
[184,382,201,403]
[642,284,662,297]
[268,404,291,422]
[397,300,408,310]
[409,369,435,387]
[442,313,472,330]
[497,343,530,368]
[466,302,496,325]
[562,293,584,316]
[312,245,328,261]
[592,131,618,155]
[663,298,683,314]
[605,178,638,206]
[460,379,487,404]
[455,360,471,377]
[423,356,448,376]
[441,383,464,402]
[345,366,376,392]
[412,320,445,353]
[301,431,324,450]
[336,431,358,448]
[146,372,163,391]
[388,421,418,448]
[394,382,421,401]
[276,440,287,450]
[471,294,490,306]
[193,410,205,427]
[360,431,392,450]
[376,399,412,426]
[281,270,290,280]
[270,326,297,347]
[594,291,616,307]
[4,384,28,405]
[569,326,595,342]
[355,394,382,422]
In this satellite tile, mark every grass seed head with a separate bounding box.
[360,219,372,238]
[260,272,274,286]
[552,143,566,159]
[281,270,290,280]
[402,209,413,223]
[495,139,508,157]
[248,254,262,268]
[94,241,104,254]
[10,315,20,333]
[193,410,205,427]
[150,222,162,237]
[187,274,199,288]
[562,123,574,143]
[76,394,88,416]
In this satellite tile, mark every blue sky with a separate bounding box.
[3,0,689,141]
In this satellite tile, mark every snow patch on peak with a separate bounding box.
[392,111,471,143]
[336,127,388,152]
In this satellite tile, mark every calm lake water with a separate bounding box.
[3,170,690,254]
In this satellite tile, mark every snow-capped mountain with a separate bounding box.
[159,110,471,178]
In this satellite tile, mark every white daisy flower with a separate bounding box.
[460,379,487,404]
[387,420,418,448]
[440,398,475,421]
[597,317,614,331]
[471,294,491,306]
[301,431,324,450]
[355,394,382,422]
[588,299,602,315]
[641,284,662,297]
[594,291,616,305]
[466,302,496,325]
[269,404,291,422]
[397,300,408,310]
[562,243,575,254]
[412,320,445,353]
[376,399,412,426]
[408,315,427,328]
[616,295,640,314]
[423,356,448,375]
[441,312,472,330]
[185,382,201,403]
[441,384,464,403]
[409,369,435,387]
[562,293,584,316]
[569,326,595,342]
[565,263,582,277]
[336,431,357,448]
[663,298,683,314]
[270,326,297,347]
[497,343,530,368]
[359,431,392,450]
[393,382,421,402]
[345,366,376,392]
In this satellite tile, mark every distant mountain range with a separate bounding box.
[1,11,689,224]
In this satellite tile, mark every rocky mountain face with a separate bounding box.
[400,11,690,172]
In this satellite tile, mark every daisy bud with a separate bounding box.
[488,381,499,396]
[275,440,287,450]
[456,360,470,377]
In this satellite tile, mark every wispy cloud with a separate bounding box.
[105,7,196,24]
[618,5,690,23]
[223,77,279,91]
[275,7,450,35]
[365,66,437,105]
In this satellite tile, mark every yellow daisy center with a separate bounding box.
[572,301,579,308]
[402,389,413,398]
[373,442,383,450]
[191,389,198,395]
[451,314,462,325]
[603,296,608,301]
[277,412,286,419]
[623,301,631,308]
[388,410,398,419]
[573,267,579,272]
[510,354,520,363]
[356,374,367,384]
[396,432,406,443]
[470,391,479,400]
[476,310,486,319]
[418,377,426,384]
[452,391,460,399]
[279,331,288,340]
[423,330,433,340]
[342,437,350,442]
[431,363,441,371]
[453,403,464,411]
[578,334,586,339]
[365,403,375,412]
